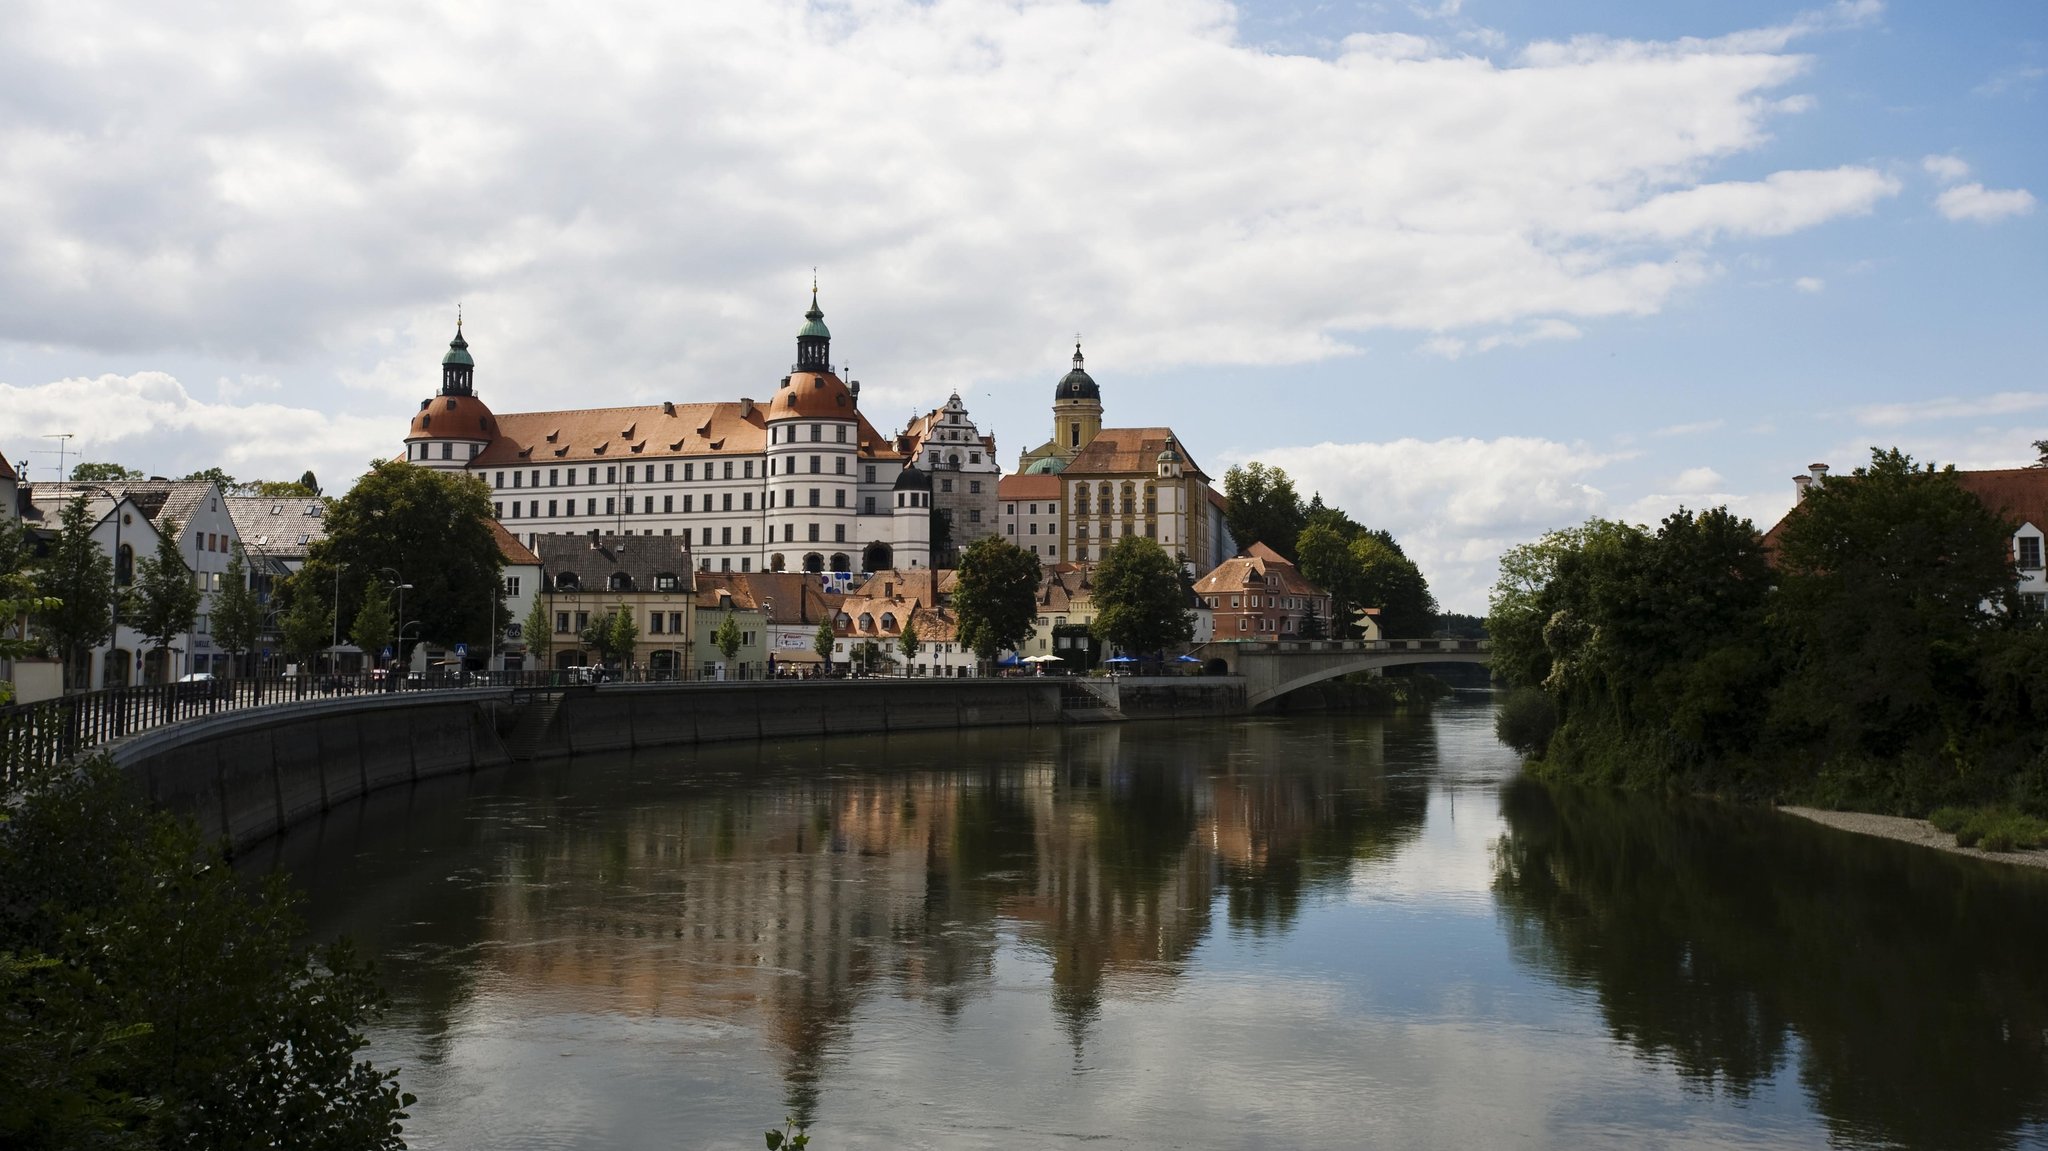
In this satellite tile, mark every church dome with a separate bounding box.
[769,371,856,420]
[407,393,498,440]
[1023,456,1067,475]
[1054,341,1099,402]
[1156,437,1182,464]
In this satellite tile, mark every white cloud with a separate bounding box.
[1935,183,2038,223]
[1921,154,1971,184]
[1794,276,1825,293]
[1416,319,1582,360]
[0,372,392,488]
[1855,391,2048,427]
[0,0,1905,436]
[1234,436,1618,613]
[1652,419,1726,437]
[1670,466,1724,492]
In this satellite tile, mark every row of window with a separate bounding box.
[493,458,880,489]
[770,423,850,444]
[1204,594,1316,609]
[496,491,881,519]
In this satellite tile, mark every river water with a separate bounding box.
[275,692,2048,1150]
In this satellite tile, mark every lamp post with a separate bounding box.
[67,481,126,690]
[379,568,412,672]
[330,560,346,676]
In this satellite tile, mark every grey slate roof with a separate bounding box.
[531,532,695,594]
[225,496,329,563]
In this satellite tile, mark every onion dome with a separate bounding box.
[1054,341,1099,401]
[1156,436,1182,464]
[799,288,831,340]
[442,321,473,367]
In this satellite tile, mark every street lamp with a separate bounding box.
[329,560,347,676]
[66,481,127,690]
[379,569,412,671]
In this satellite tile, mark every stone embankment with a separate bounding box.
[106,677,1247,851]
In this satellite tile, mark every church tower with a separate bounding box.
[1050,341,1102,461]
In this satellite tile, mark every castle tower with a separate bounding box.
[766,286,861,574]
[404,316,498,470]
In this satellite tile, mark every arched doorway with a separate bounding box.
[803,553,824,573]
[554,649,586,670]
[829,552,850,573]
[104,648,133,688]
[862,541,892,572]
[771,553,786,572]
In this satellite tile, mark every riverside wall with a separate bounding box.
[104,678,1248,852]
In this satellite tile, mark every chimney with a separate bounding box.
[1794,474,1813,501]
[588,529,600,548]
[739,398,754,418]
[662,400,676,416]
[1808,462,1829,482]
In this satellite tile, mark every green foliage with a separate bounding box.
[130,518,202,680]
[69,462,142,483]
[298,460,505,660]
[0,758,412,1148]
[0,515,54,663]
[350,581,392,661]
[522,594,553,663]
[712,611,742,663]
[247,479,317,498]
[1495,448,2048,815]
[1297,515,1439,638]
[583,604,639,665]
[33,496,115,687]
[764,1115,810,1149]
[1495,687,1557,757]
[897,617,920,663]
[952,537,1040,664]
[1091,536,1193,656]
[208,545,264,672]
[279,577,334,665]
[1222,462,1305,559]
[813,618,836,666]
[177,467,238,493]
[1927,806,2048,852]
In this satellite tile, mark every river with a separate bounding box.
[273,691,2048,1150]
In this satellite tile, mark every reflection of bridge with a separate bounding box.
[1188,639,1491,709]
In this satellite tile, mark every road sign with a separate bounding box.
[381,646,393,659]
[455,643,468,657]
[261,649,270,658]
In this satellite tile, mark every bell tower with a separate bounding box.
[1051,340,1103,460]
[796,279,831,373]
[441,313,474,396]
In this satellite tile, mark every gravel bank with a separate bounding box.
[1778,806,2048,871]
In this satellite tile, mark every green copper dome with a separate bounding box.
[442,322,473,367]
[799,289,831,340]
[1156,437,1182,464]
[1024,456,1067,475]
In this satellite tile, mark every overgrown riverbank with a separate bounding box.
[1488,449,2048,829]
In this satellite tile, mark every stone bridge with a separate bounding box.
[1189,638,1491,709]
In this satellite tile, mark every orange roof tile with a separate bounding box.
[490,520,539,566]
[999,473,1060,500]
[469,398,904,468]
[1065,427,1205,479]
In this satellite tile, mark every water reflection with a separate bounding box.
[1493,779,2048,1150]
[274,702,2048,1150]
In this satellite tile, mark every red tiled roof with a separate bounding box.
[1953,468,2048,534]
[999,473,1060,500]
[490,520,539,566]
[469,396,902,468]
[1065,427,1205,478]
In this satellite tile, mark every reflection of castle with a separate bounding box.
[464,723,1425,1101]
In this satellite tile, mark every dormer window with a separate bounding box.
[555,572,580,591]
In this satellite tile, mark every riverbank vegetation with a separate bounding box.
[1488,449,2048,825]
[0,758,411,1149]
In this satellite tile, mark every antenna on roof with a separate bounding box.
[39,433,75,484]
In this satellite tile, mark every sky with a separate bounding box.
[1,0,2042,613]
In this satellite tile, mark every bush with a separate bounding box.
[1495,687,1557,758]
[1925,805,2048,853]
[0,758,411,1149]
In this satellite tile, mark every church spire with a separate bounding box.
[796,275,831,372]
[440,312,475,396]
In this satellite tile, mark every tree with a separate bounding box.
[350,580,393,663]
[301,469,322,496]
[953,537,1040,668]
[1223,462,1306,560]
[0,757,412,1149]
[814,618,836,673]
[580,604,638,666]
[713,611,743,663]
[178,467,238,493]
[522,594,553,665]
[1349,534,1437,639]
[1772,448,2018,767]
[209,544,264,676]
[34,496,115,689]
[297,460,504,663]
[278,580,333,671]
[898,617,920,667]
[1092,536,1194,656]
[1299,600,1326,640]
[249,478,317,498]
[0,516,51,665]
[930,506,956,567]
[70,462,141,484]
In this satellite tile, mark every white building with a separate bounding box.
[404,291,951,578]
